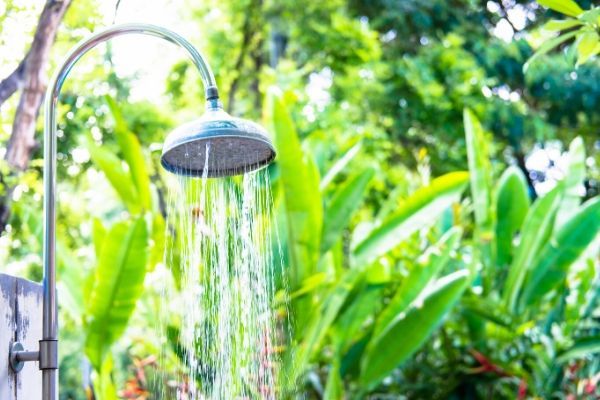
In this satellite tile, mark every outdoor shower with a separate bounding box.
[7,23,275,400]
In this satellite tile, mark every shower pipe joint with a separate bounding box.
[7,23,219,400]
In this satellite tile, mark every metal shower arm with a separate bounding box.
[10,23,219,400]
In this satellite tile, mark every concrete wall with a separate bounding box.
[1,273,43,399]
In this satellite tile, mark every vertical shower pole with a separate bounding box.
[9,23,219,400]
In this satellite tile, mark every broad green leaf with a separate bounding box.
[372,227,462,339]
[464,108,494,275]
[496,167,530,267]
[502,185,563,313]
[320,142,362,190]
[290,268,362,383]
[333,284,383,352]
[520,197,600,308]
[86,138,140,214]
[105,96,152,211]
[537,0,583,17]
[464,109,493,234]
[324,352,344,400]
[556,336,600,364]
[85,217,149,369]
[92,355,118,400]
[92,218,107,257]
[322,167,374,253]
[555,136,585,229]
[359,270,469,389]
[353,171,468,264]
[543,19,583,31]
[268,88,322,289]
[56,240,85,319]
[576,31,600,66]
[524,31,578,72]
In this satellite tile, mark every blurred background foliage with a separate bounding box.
[0,0,599,398]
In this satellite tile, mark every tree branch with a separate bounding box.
[5,0,72,170]
[227,0,262,114]
[0,58,27,106]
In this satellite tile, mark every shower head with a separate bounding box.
[161,107,276,178]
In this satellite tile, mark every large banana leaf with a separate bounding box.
[371,227,462,339]
[268,88,322,289]
[321,167,374,254]
[352,171,468,264]
[502,184,563,313]
[555,136,585,230]
[86,137,141,214]
[85,217,149,369]
[359,269,470,390]
[464,109,493,237]
[495,167,530,267]
[105,96,152,211]
[519,197,600,309]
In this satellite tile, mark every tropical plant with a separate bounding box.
[268,88,472,397]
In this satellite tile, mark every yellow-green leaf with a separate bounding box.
[537,0,583,17]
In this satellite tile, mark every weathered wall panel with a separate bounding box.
[1,273,43,400]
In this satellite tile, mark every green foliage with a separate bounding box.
[2,1,600,398]
[495,167,530,267]
[353,171,468,264]
[526,1,600,70]
[269,88,323,290]
[360,269,470,390]
[84,217,148,370]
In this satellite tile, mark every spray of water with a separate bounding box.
[155,143,283,399]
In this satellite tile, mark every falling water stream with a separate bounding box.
[156,143,281,399]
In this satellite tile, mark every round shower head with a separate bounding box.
[161,108,276,178]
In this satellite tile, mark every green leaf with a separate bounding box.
[85,217,149,370]
[92,218,107,257]
[464,109,493,234]
[576,31,600,66]
[290,268,363,383]
[322,167,374,253]
[353,171,468,264]
[502,185,564,313]
[555,136,585,229]
[524,31,578,72]
[556,336,600,364]
[537,0,584,17]
[86,137,140,214]
[268,88,323,289]
[324,352,344,400]
[105,96,152,211]
[543,19,584,31]
[520,197,600,308]
[320,142,362,190]
[359,270,469,389]
[372,227,462,339]
[92,355,118,400]
[333,283,383,352]
[495,167,530,267]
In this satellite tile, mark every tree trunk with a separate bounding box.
[5,0,72,170]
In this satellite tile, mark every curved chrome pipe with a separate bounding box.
[38,23,218,400]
